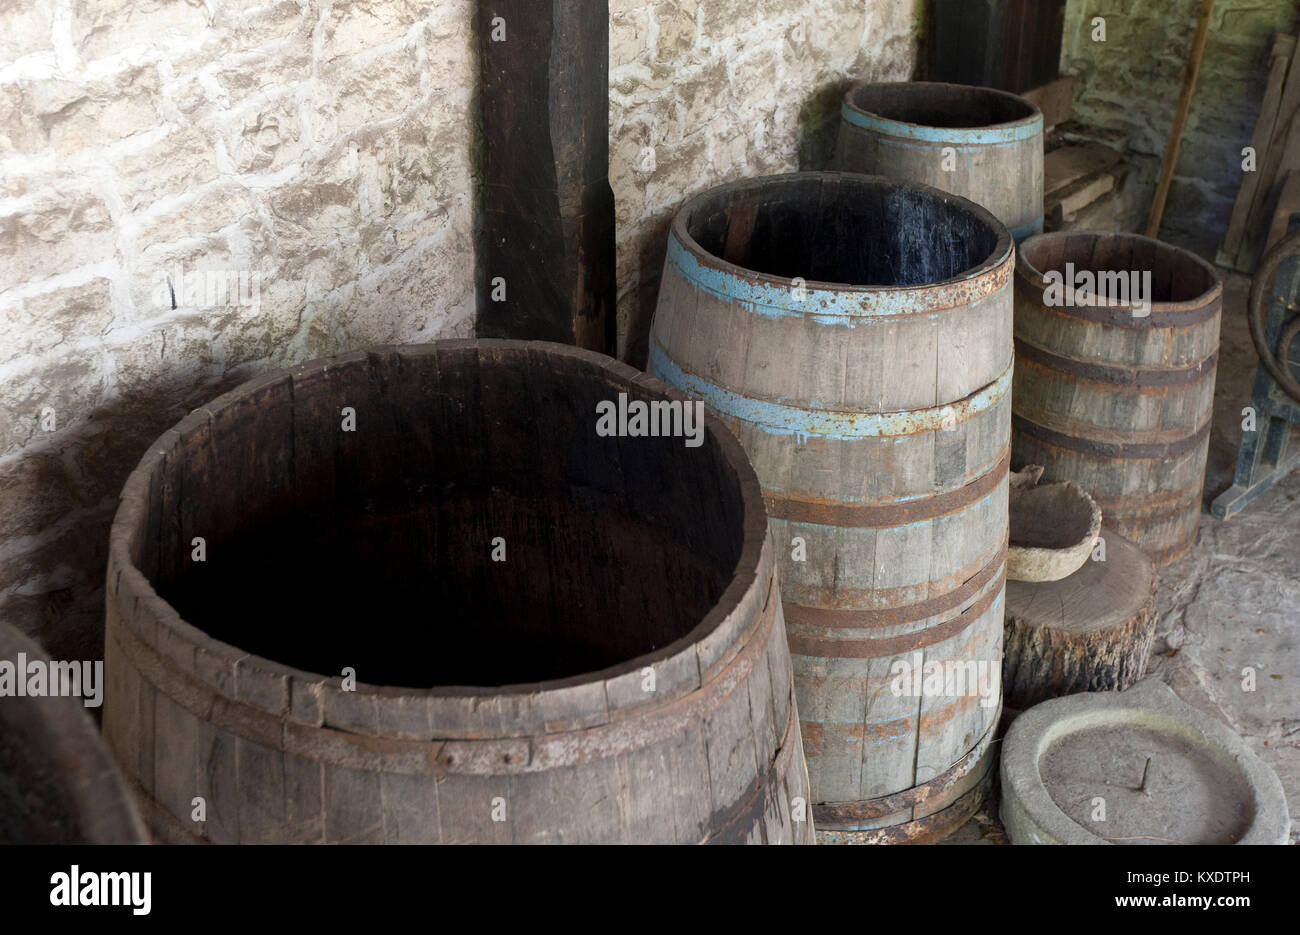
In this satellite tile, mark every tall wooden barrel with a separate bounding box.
[648,172,1013,843]
[836,81,1044,243]
[103,341,813,844]
[0,620,147,843]
[1011,232,1223,566]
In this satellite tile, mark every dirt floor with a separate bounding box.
[947,271,1300,845]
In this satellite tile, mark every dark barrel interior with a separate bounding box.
[1019,232,1220,305]
[850,82,1037,129]
[140,345,746,688]
[685,174,1003,287]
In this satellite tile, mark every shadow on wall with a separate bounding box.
[617,76,860,372]
[799,77,856,172]
[624,211,675,371]
[2,366,250,665]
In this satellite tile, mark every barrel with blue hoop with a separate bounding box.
[835,81,1044,244]
[648,171,1013,843]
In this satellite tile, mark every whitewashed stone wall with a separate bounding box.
[609,0,922,363]
[1,0,922,660]
[1062,0,1298,252]
[0,0,477,659]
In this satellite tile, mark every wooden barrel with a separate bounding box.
[0,620,146,843]
[648,172,1013,843]
[103,340,813,844]
[1011,232,1223,566]
[836,81,1044,243]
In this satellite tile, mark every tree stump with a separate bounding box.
[1002,530,1157,710]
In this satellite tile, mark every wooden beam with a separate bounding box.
[1046,171,1116,227]
[1235,37,1300,271]
[1146,0,1217,238]
[1264,171,1300,251]
[477,1,616,353]
[1218,34,1295,266]
[1044,143,1121,196]
[1022,75,1075,129]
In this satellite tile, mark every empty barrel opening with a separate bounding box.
[137,346,747,689]
[1019,233,1219,304]
[849,82,1037,129]
[684,174,1004,287]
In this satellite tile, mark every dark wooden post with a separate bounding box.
[477,2,616,354]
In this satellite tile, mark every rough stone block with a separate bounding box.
[0,0,55,62]
[0,352,106,456]
[71,0,212,63]
[0,277,114,366]
[0,187,114,283]
[322,0,422,61]
[135,185,255,249]
[310,46,424,141]
[115,128,220,213]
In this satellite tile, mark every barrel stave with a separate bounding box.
[1011,232,1222,565]
[649,172,1013,842]
[104,342,812,844]
[836,81,1044,240]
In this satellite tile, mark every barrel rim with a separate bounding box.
[107,339,774,720]
[840,80,1044,144]
[0,620,148,844]
[1015,230,1224,317]
[669,170,1014,313]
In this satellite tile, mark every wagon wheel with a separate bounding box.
[1248,228,1300,404]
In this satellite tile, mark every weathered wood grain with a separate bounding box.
[1022,76,1075,130]
[1219,34,1296,267]
[1232,33,1300,271]
[1003,529,1157,710]
[1011,232,1223,566]
[0,620,147,844]
[927,0,1067,94]
[476,1,616,352]
[103,341,812,844]
[1265,170,1300,250]
[649,172,1013,843]
[1046,171,1115,221]
[1045,144,1121,196]
[837,81,1044,242]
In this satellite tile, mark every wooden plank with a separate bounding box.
[1047,171,1116,221]
[927,0,1006,88]
[1146,0,1217,237]
[1045,143,1121,196]
[1241,115,1300,270]
[1264,170,1300,251]
[929,0,1066,92]
[1236,35,1300,269]
[476,0,615,352]
[1023,75,1075,129]
[1218,34,1296,266]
